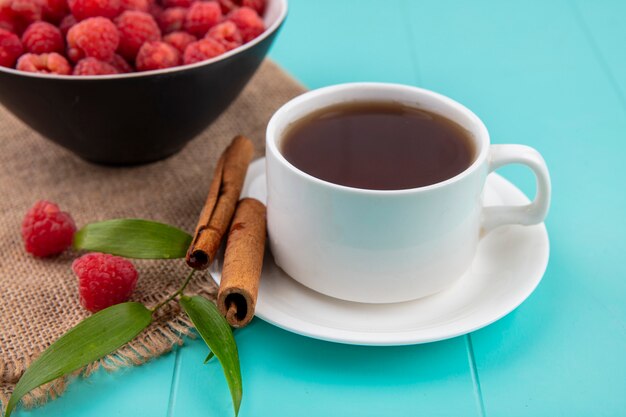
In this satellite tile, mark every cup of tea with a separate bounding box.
[265,83,551,303]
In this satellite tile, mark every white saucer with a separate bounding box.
[211,158,550,346]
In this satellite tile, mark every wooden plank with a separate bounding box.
[169,320,479,417]
[405,0,626,415]
[12,351,177,417]
[573,0,626,103]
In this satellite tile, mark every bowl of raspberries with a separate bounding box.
[0,0,287,165]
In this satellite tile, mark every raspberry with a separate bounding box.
[6,0,44,26]
[73,56,118,74]
[162,0,192,8]
[115,10,160,60]
[215,0,266,15]
[240,0,265,15]
[120,0,150,12]
[67,16,119,62]
[216,0,236,14]
[68,0,122,20]
[73,253,138,313]
[110,52,132,71]
[59,13,76,36]
[183,37,224,64]
[21,200,76,257]
[227,6,263,42]
[21,21,64,54]
[206,20,241,51]
[42,0,69,23]
[136,40,178,70]
[163,30,194,54]
[147,2,161,19]
[184,1,221,37]
[0,28,23,67]
[0,7,20,33]
[156,7,186,34]
[16,52,72,73]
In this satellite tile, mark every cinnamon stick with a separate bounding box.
[186,135,254,270]
[217,198,266,328]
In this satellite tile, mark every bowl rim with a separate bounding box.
[0,0,288,81]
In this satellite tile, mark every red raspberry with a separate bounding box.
[115,10,160,60]
[120,0,149,12]
[21,200,76,257]
[59,13,76,36]
[162,0,191,8]
[184,1,220,37]
[147,2,161,19]
[216,0,236,14]
[42,0,69,23]
[0,28,23,67]
[135,40,178,70]
[183,37,224,64]
[67,16,119,62]
[227,6,263,42]
[16,52,72,73]
[73,253,138,313]
[156,6,186,34]
[0,7,19,33]
[110,52,132,71]
[240,0,265,15]
[68,0,122,20]
[73,56,118,74]
[6,0,44,26]
[21,21,64,54]
[217,0,265,15]
[163,30,194,54]
[206,20,241,51]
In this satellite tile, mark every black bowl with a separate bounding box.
[0,0,287,165]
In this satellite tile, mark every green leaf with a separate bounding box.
[73,219,192,259]
[4,302,152,417]
[204,351,215,364]
[180,295,242,416]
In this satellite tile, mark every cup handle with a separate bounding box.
[482,144,551,234]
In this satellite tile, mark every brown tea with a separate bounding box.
[281,101,475,190]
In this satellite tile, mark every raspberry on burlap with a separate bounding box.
[72,253,139,313]
[21,200,76,257]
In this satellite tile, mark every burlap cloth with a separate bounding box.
[0,60,305,411]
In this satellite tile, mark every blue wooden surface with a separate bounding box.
[14,1,626,416]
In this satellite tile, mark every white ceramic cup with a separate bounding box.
[265,83,551,303]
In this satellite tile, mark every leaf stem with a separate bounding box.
[151,270,195,314]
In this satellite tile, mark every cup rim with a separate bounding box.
[266,82,491,195]
[0,0,288,81]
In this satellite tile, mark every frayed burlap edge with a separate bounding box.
[0,273,217,412]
